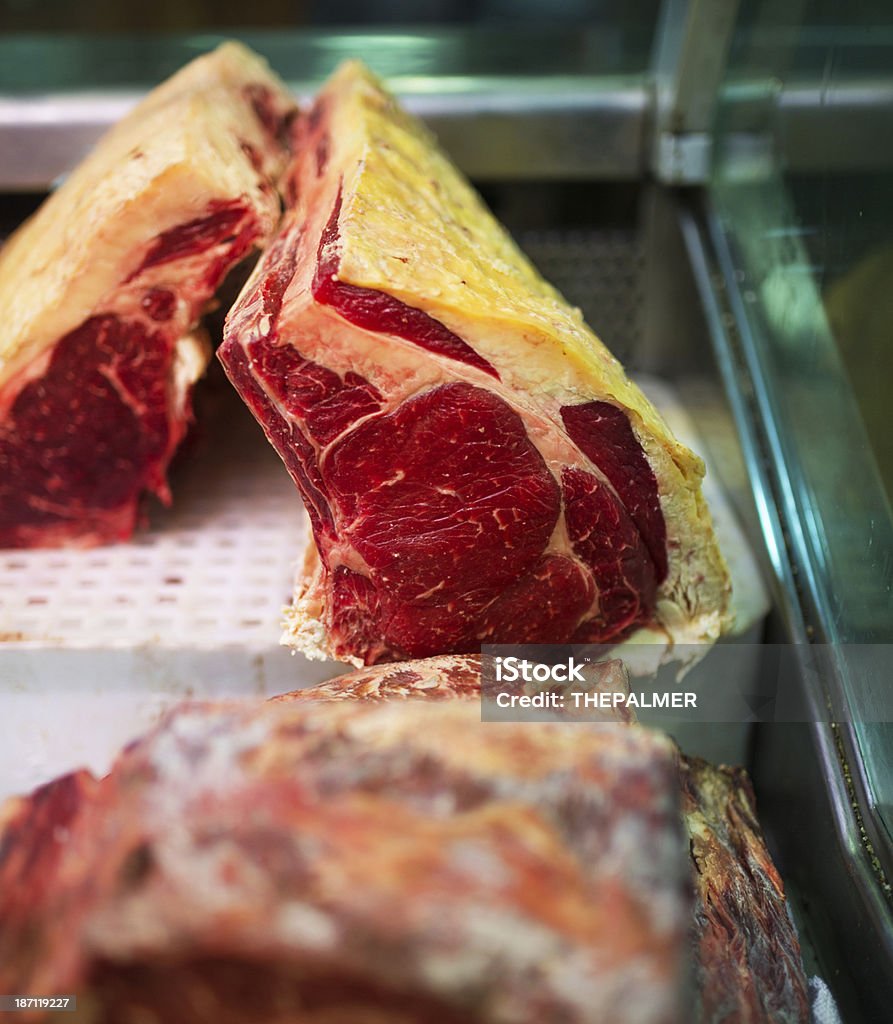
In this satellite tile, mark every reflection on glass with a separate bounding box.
[711,0,893,842]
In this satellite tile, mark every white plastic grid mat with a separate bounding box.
[0,394,305,651]
[0,389,341,801]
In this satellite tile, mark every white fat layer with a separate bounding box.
[0,42,288,388]
[145,705,272,794]
[171,330,211,416]
[275,903,340,951]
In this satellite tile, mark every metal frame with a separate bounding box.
[651,0,740,183]
[0,79,650,189]
[0,20,892,189]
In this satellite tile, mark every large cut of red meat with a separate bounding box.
[0,699,690,1024]
[220,61,729,665]
[0,43,295,547]
[278,653,810,1023]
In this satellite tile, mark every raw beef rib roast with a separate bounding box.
[221,61,731,665]
[0,43,295,547]
[0,701,690,1024]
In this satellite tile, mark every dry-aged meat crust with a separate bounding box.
[276,653,637,722]
[0,701,689,1024]
[279,655,810,1024]
[680,757,810,1024]
[0,43,295,547]
[220,60,731,666]
[270,652,484,702]
[0,674,809,1024]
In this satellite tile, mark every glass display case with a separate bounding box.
[0,1,891,1020]
[692,5,893,1017]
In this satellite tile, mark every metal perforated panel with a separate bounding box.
[519,229,645,362]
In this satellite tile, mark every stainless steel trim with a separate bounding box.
[778,78,893,173]
[679,207,798,614]
[0,79,650,189]
[720,77,893,175]
[1,73,891,190]
[651,0,740,183]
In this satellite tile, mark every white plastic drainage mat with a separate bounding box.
[1,394,307,656]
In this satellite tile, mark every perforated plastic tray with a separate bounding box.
[1,391,304,654]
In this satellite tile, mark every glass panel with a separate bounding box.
[0,0,659,93]
[0,0,661,35]
[710,0,893,841]
[0,26,657,94]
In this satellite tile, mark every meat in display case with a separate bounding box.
[0,44,295,548]
[0,5,891,1023]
